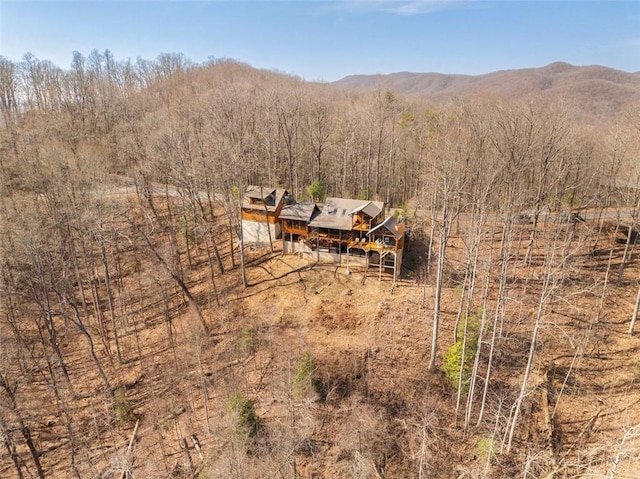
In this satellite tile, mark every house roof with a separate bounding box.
[367,216,404,240]
[245,185,275,200]
[242,186,288,213]
[349,201,382,219]
[279,202,319,222]
[309,198,385,231]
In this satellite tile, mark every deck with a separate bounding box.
[348,239,398,252]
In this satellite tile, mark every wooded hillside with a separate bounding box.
[334,62,640,123]
[1,51,640,478]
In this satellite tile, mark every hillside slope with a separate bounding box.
[3,188,640,478]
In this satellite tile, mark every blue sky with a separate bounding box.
[1,1,639,81]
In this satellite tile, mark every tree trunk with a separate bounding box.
[629,284,640,335]
[239,225,248,289]
[616,222,634,286]
[139,227,209,332]
[0,417,24,479]
[261,186,274,253]
[505,235,557,453]
[477,220,511,427]
[428,206,449,371]
[0,376,45,479]
[100,236,122,364]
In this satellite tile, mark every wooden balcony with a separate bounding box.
[283,225,308,235]
[348,238,397,252]
[311,231,349,243]
[348,238,367,249]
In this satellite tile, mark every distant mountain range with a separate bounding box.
[333,62,640,122]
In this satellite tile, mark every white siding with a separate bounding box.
[242,220,281,244]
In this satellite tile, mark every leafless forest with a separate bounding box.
[1,51,640,478]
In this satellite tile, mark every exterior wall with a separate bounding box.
[242,209,279,224]
[282,219,308,235]
[242,219,281,244]
[283,239,314,254]
[284,241,400,275]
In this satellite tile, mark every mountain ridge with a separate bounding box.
[333,62,640,121]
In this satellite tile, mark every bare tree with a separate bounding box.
[425,111,468,371]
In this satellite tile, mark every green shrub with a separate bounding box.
[226,392,261,440]
[477,435,496,461]
[563,191,579,209]
[292,351,322,397]
[444,342,471,391]
[113,386,133,426]
[632,359,640,382]
[394,203,408,219]
[307,180,325,202]
[359,186,371,201]
[455,309,481,343]
[444,310,482,392]
[406,253,416,274]
[237,327,258,355]
[177,205,195,242]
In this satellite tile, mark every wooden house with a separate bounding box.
[241,186,289,244]
[241,188,405,280]
[280,202,320,253]
[301,198,384,258]
[304,198,406,281]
